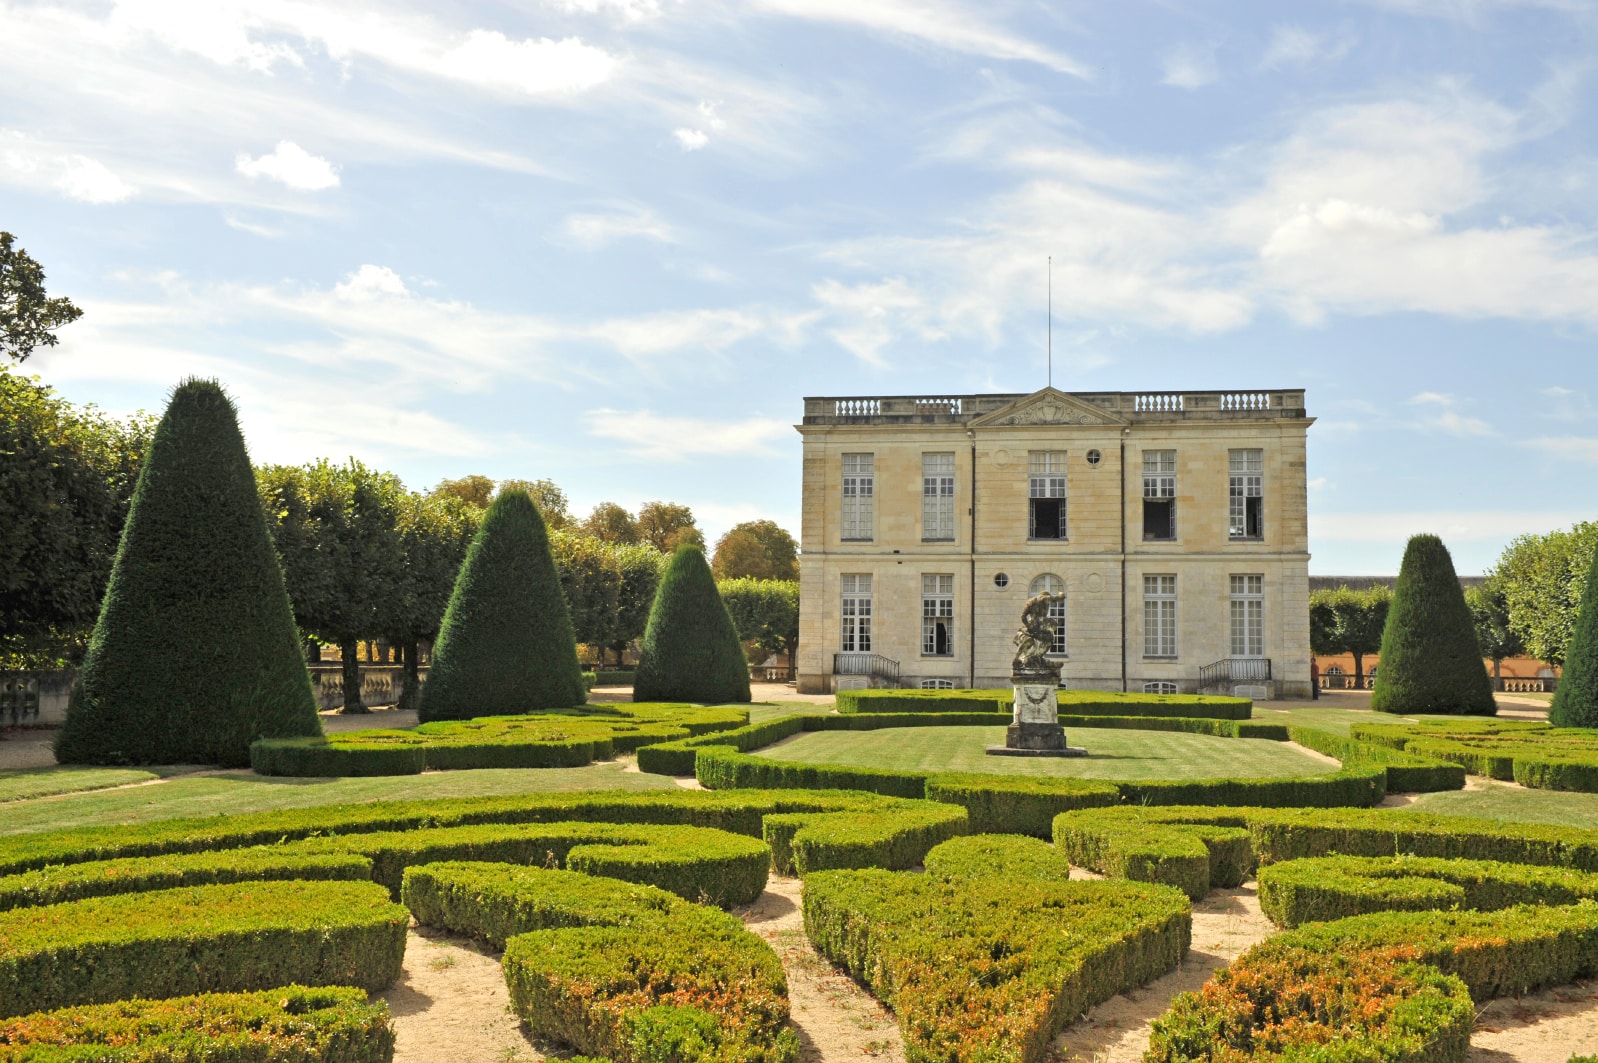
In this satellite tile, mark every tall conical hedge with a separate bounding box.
[54,380,321,766]
[419,490,585,721]
[1551,543,1598,727]
[1370,534,1496,716]
[634,545,751,704]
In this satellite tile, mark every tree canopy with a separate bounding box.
[712,519,799,581]
[1,233,82,364]
[1550,543,1598,728]
[1465,581,1523,679]
[637,501,703,552]
[500,478,571,529]
[56,379,320,765]
[1491,521,1597,667]
[583,501,641,544]
[429,474,496,509]
[719,577,799,676]
[0,367,154,667]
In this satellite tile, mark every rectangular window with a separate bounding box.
[920,678,955,690]
[1229,450,1264,540]
[841,454,874,540]
[840,574,872,653]
[1143,681,1178,695]
[1142,451,1176,541]
[922,452,956,541]
[1028,451,1068,540]
[1143,574,1177,658]
[922,574,955,656]
[1230,574,1265,657]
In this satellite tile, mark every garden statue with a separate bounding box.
[989,591,1085,758]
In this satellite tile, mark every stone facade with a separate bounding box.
[796,388,1315,698]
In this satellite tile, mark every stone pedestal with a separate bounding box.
[986,681,1086,758]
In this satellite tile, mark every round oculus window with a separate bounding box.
[993,573,1010,589]
[1085,449,1102,466]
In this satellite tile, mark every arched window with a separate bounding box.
[1027,574,1067,656]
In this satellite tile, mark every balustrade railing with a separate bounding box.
[833,399,880,417]
[1135,393,1185,413]
[1199,657,1272,692]
[833,652,901,682]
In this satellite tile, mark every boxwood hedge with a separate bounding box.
[0,789,963,880]
[254,703,747,777]
[834,688,1253,719]
[1349,719,1598,793]
[0,849,373,911]
[290,820,770,906]
[803,848,1191,1063]
[1258,854,1598,928]
[1056,805,1598,899]
[0,986,394,1063]
[404,862,796,1063]
[0,880,407,1018]
[761,804,967,875]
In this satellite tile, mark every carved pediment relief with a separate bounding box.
[969,387,1125,428]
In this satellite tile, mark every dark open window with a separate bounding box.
[1143,498,1175,541]
[1242,495,1263,539]
[1030,498,1067,540]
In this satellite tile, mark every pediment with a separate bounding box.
[968,388,1125,428]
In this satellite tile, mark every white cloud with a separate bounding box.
[812,277,941,365]
[1260,26,1355,69]
[747,0,1091,78]
[1407,391,1496,436]
[236,140,339,190]
[555,0,664,19]
[587,308,768,359]
[104,1,619,97]
[561,207,676,248]
[1524,436,1598,462]
[1308,476,1330,491]
[1161,43,1219,89]
[333,264,409,299]
[1314,510,1593,543]
[55,155,136,203]
[583,408,791,459]
[674,127,710,151]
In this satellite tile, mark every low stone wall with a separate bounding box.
[0,671,75,726]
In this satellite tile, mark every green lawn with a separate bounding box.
[0,762,673,836]
[754,726,1340,780]
[746,701,837,725]
[0,766,176,803]
[1401,782,1598,830]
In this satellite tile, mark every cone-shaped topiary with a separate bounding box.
[419,490,586,721]
[1370,534,1496,716]
[633,545,751,704]
[1550,542,1598,727]
[54,380,322,767]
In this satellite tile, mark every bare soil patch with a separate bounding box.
[384,925,540,1063]
[1052,881,1276,1063]
[1470,980,1598,1062]
[737,876,904,1063]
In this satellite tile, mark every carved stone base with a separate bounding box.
[986,721,1087,758]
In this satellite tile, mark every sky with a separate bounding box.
[6,0,1598,575]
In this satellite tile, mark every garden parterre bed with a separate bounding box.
[1351,718,1598,792]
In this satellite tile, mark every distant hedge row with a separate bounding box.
[834,688,1253,720]
[1351,718,1598,792]
[252,703,747,776]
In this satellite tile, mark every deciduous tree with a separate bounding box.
[1,232,82,363]
[500,478,572,529]
[1465,581,1523,683]
[1492,522,1597,668]
[712,520,798,581]
[258,459,408,713]
[0,367,153,666]
[638,501,702,552]
[583,501,640,545]
[1550,544,1598,728]
[383,492,480,709]
[719,577,799,679]
[429,474,496,509]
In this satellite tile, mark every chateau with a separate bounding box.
[794,387,1314,699]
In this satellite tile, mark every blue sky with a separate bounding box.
[6,0,1597,574]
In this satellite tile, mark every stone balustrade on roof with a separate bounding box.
[801,390,1308,426]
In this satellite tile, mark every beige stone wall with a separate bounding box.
[796,395,1314,697]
